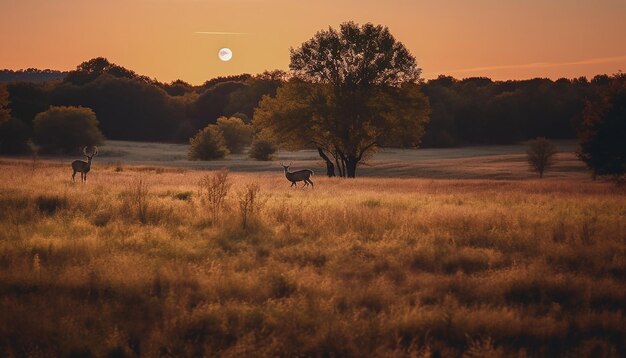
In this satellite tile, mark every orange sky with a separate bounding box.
[1,0,625,84]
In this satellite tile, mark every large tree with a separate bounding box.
[577,73,626,182]
[254,22,429,177]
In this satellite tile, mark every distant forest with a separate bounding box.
[0,69,68,83]
[1,58,614,148]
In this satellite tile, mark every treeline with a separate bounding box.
[0,57,615,152]
[0,69,68,83]
[420,75,607,147]
[2,58,282,150]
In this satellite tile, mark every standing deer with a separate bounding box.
[72,146,98,183]
[281,162,314,188]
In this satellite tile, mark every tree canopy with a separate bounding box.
[33,106,105,154]
[256,22,429,177]
[577,73,626,182]
[0,56,612,154]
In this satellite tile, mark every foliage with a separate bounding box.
[255,80,429,177]
[577,73,626,182]
[421,75,594,147]
[526,137,557,178]
[256,22,429,177]
[248,138,277,161]
[188,125,229,160]
[32,106,105,154]
[52,74,182,141]
[216,116,254,154]
[6,81,50,125]
[3,57,607,147]
[191,81,247,128]
[64,57,144,85]
[0,85,30,154]
[0,84,10,125]
[0,117,30,154]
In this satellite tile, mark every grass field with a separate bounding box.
[9,139,588,179]
[0,143,624,356]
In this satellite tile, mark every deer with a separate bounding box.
[281,162,314,188]
[71,146,98,183]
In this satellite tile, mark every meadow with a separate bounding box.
[0,145,624,356]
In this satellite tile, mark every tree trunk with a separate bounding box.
[345,155,358,178]
[317,147,335,177]
[335,155,344,177]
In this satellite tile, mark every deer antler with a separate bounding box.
[82,146,88,156]
[93,146,98,156]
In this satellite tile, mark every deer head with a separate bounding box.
[280,162,292,172]
[83,146,98,162]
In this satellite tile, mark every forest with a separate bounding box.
[0,57,613,153]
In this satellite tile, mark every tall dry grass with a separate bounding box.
[0,160,624,356]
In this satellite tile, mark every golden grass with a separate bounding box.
[0,160,624,356]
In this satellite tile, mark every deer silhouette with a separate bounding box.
[72,146,98,183]
[281,162,314,188]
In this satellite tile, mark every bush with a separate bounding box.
[526,137,557,178]
[248,138,277,161]
[188,125,229,160]
[198,169,231,223]
[216,116,254,154]
[33,106,105,154]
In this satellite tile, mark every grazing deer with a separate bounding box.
[281,162,314,188]
[72,146,98,182]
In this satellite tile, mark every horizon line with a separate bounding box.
[424,54,626,77]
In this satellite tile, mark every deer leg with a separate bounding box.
[72,171,76,182]
[84,173,87,182]
[307,179,314,188]
[291,181,296,187]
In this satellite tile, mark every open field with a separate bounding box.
[0,145,625,356]
[2,139,587,179]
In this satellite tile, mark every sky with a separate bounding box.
[1,0,625,84]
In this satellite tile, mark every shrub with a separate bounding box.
[216,116,254,154]
[248,138,277,161]
[121,179,150,224]
[198,169,231,223]
[526,137,557,178]
[188,125,229,160]
[33,106,105,154]
[35,194,68,215]
[237,183,265,229]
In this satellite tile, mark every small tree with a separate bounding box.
[216,116,254,154]
[188,125,229,160]
[526,137,557,178]
[249,138,277,161]
[33,106,105,154]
